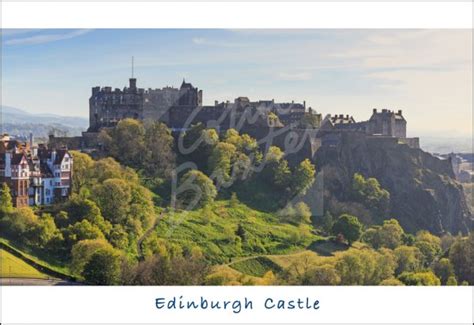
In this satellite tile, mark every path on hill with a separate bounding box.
[137,212,164,260]
[0,278,77,286]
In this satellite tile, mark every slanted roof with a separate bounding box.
[54,149,68,164]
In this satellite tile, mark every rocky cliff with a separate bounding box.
[312,132,473,235]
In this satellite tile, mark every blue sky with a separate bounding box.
[1,29,472,137]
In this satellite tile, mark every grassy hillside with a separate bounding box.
[0,237,71,276]
[154,200,320,263]
[0,249,48,279]
[227,241,367,279]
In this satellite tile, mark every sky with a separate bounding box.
[1,29,472,137]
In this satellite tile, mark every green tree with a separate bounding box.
[101,118,146,169]
[393,245,423,275]
[92,178,132,224]
[433,258,455,285]
[415,230,442,267]
[33,213,62,248]
[332,214,363,245]
[0,183,13,216]
[143,120,175,179]
[108,224,129,249]
[352,173,390,216]
[64,219,105,246]
[178,170,217,209]
[304,264,341,285]
[294,202,312,224]
[335,249,395,285]
[209,142,237,182]
[82,248,122,285]
[71,239,113,275]
[291,159,316,195]
[320,211,334,235]
[449,233,474,284]
[363,219,404,249]
[70,151,94,193]
[398,271,441,286]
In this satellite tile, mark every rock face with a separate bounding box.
[313,132,473,235]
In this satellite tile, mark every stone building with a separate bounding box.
[0,134,73,207]
[88,78,203,132]
[366,109,406,138]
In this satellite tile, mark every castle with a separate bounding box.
[88,77,310,132]
[47,76,419,164]
[0,134,73,207]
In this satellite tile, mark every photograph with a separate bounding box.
[1,28,473,289]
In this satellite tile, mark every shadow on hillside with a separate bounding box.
[307,239,349,256]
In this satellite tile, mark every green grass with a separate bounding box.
[154,200,320,263]
[230,256,283,277]
[0,237,71,276]
[0,249,48,279]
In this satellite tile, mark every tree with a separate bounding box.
[335,249,395,285]
[82,248,122,285]
[71,239,113,275]
[178,170,217,209]
[363,219,404,249]
[208,142,237,183]
[352,173,390,216]
[235,223,246,241]
[127,253,209,285]
[108,224,129,249]
[33,213,62,248]
[64,220,105,246]
[304,265,341,285]
[0,183,13,216]
[379,278,405,286]
[398,271,441,286]
[291,159,316,195]
[143,121,175,179]
[449,233,474,284]
[393,245,423,275]
[294,202,312,224]
[332,214,363,245]
[92,178,132,224]
[320,211,334,235]
[415,230,442,267]
[433,258,455,285]
[101,118,146,169]
[70,151,94,193]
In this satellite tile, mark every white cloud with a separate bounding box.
[4,29,92,46]
[277,71,312,81]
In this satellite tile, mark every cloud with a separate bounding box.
[277,71,312,81]
[192,37,247,48]
[4,29,93,46]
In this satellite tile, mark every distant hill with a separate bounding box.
[1,106,88,138]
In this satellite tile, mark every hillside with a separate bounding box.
[312,132,473,234]
[150,200,319,264]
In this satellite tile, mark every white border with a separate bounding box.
[1,286,473,323]
[1,2,472,28]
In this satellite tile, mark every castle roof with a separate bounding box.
[181,79,194,89]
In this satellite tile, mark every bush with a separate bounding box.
[332,214,363,245]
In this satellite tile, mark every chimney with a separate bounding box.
[29,133,33,149]
[398,110,402,115]
[373,108,377,114]
[303,101,306,109]
[215,100,218,106]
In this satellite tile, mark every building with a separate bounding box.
[366,109,406,138]
[88,78,202,132]
[88,77,309,133]
[0,134,73,207]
